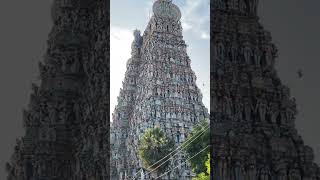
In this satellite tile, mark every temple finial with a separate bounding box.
[153,0,181,21]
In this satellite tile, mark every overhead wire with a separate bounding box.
[131,122,208,179]
[143,126,209,178]
[155,145,211,179]
[131,122,209,180]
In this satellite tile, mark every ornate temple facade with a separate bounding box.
[110,0,209,179]
[6,0,110,179]
[211,0,320,179]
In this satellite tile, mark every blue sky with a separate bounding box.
[110,0,210,118]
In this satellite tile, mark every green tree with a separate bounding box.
[184,120,210,175]
[138,127,175,178]
[192,153,211,180]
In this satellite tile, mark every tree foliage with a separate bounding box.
[184,119,210,175]
[138,127,175,176]
[192,153,211,180]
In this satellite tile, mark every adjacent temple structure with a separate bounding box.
[211,0,320,179]
[110,0,209,179]
[6,0,110,179]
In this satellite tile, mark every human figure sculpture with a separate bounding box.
[242,42,252,64]
[255,99,268,122]
[285,106,296,126]
[247,162,256,180]
[289,168,302,180]
[250,0,259,14]
[240,72,249,86]
[230,0,238,10]
[244,98,253,121]
[264,45,273,67]
[71,57,80,73]
[48,103,57,123]
[239,0,246,13]
[278,168,288,180]
[269,102,279,124]
[223,96,233,117]
[61,56,70,73]
[218,156,228,180]
[259,167,270,180]
[231,42,238,62]
[216,42,225,62]
[253,46,261,66]
[216,0,225,9]
[234,97,243,121]
[234,160,242,180]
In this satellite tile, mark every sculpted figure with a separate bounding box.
[269,102,279,124]
[217,0,225,9]
[231,42,238,62]
[230,0,238,10]
[234,160,242,180]
[248,163,256,180]
[141,169,145,180]
[285,107,296,126]
[58,101,68,123]
[253,46,261,66]
[240,72,249,85]
[218,156,228,180]
[278,168,288,180]
[242,41,252,64]
[61,57,69,73]
[255,98,268,122]
[289,168,301,180]
[48,103,57,123]
[234,97,243,121]
[239,0,246,13]
[216,42,225,62]
[223,96,233,117]
[250,0,259,14]
[259,167,270,180]
[264,45,273,67]
[71,57,80,73]
[243,98,253,121]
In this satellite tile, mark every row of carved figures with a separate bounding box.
[214,41,276,68]
[214,95,296,125]
[215,0,259,15]
[214,158,319,180]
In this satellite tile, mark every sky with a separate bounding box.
[110,0,211,119]
[0,0,319,179]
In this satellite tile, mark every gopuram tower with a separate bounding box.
[111,0,209,179]
[211,0,320,179]
[6,0,110,179]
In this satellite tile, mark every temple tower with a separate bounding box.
[211,0,320,179]
[111,0,209,179]
[6,0,109,179]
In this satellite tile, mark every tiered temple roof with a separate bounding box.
[111,0,209,179]
[211,0,320,179]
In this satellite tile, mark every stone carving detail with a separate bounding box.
[6,0,110,179]
[110,0,208,179]
[212,1,320,180]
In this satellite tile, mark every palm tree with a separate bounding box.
[138,127,175,179]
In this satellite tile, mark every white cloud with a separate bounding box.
[200,32,210,39]
[110,25,134,120]
[182,22,192,31]
[180,0,210,40]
